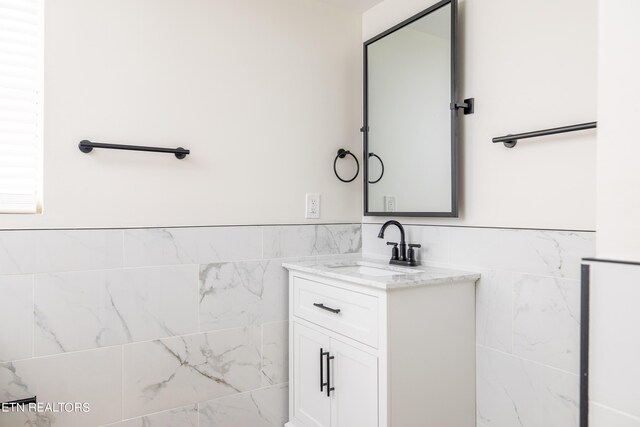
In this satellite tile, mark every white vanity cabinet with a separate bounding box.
[284,260,479,427]
[291,322,378,427]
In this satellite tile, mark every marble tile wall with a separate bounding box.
[362,223,596,427]
[0,224,361,427]
[0,222,596,427]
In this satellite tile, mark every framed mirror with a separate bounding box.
[363,0,462,217]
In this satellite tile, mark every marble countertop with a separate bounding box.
[282,257,480,290]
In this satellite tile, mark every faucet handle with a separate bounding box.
[386,242,399,260]
[407,243,421,266]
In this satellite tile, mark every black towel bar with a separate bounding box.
[1,396,37,408]
[79,140,190,159]
[493,121,597,148]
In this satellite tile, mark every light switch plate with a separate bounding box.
[306,193,320,219]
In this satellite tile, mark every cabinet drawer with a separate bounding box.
[293,276,379,347]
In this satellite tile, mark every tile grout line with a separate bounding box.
[28,222,356,231]
[109,401,199,425]
[510,270,515,355]
[31,274,35,359]
[590,402,640,423]
[7,321,291,364]
[121,344,124,423]
[476,343,580,377]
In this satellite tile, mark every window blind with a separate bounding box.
[0,0,41,213]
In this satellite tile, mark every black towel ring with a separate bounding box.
[368,152,384,184]
[334,149,359,183]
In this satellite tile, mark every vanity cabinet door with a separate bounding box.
[293,322,331,427]
[329,338,378,427]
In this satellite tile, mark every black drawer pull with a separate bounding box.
[326,353,335,397]
[320,348,329,392]
[313,303,341,314]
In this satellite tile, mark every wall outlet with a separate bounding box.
[384,195,396,212]
[305,193,320,219]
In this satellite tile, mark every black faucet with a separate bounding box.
[377,220,421,266]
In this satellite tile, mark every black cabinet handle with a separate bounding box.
[313,303,341,314]
[320,348,329,392]
[326,353,335,397]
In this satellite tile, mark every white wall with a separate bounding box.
[589,3,640,427]
[596,0,640,261]
[0,0,362,229]
[363,0,597,231]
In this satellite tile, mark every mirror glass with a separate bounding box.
[364,1,456,216]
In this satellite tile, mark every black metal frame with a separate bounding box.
[79,140,190,159]
[578,257,640,427]
[580,263,590,427]
[493,122,597,148]
[363,0,460,217]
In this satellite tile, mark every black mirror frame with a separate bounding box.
[363,0,459,218]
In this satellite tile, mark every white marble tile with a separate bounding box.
[122,327,261,419]
[0,346,122,426]
[35,229,124,273]
[476,346,579,427]
[0,275,33,362]
[512,274,581,373]
[123,227,262,267]
[261,321,288,386]
[362,223,449,264]
[262,224,361,258]
[410,224,450,264]
[590,262,640,420]
[475,270,513,353]
[103,404,198,427]
[590,403,640,427]
[362,223,392,258]
[34,265,199,356]
[199,260,287,332]
[449,228,594,280]
[199,383,288,427]
[0,411,59,427]
[0,230,36,275]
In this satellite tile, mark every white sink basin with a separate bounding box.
[328,262,420,277]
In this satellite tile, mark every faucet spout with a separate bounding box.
[377,220,405,242]
[378,220,406,260]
